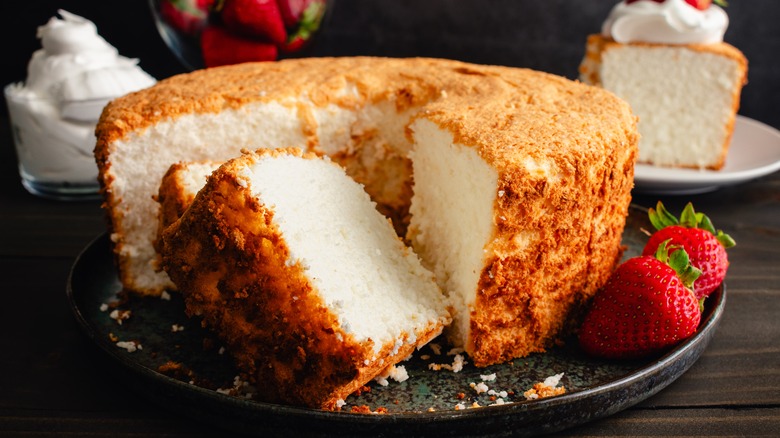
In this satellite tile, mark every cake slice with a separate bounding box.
[160,148,451,409]
[580,34,747,170]
[579,0,748,170]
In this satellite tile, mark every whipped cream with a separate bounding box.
[5,10,155,190]
[602,0,728,45]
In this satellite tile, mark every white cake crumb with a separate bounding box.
[543,372,564,388]
[374,364,409,387]
[428,353,466,373]
[109,309,131,325]
[524,372,567,400]
[116,341,141,352]
[160,290,172,301]
[469,382,489,394]
[480,373,496,382]
[336,399,346,408]
[99,303,108,312]
[171,324,185,332]
[451,354,465,372]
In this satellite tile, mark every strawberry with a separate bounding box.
[642,202,735,299]
[685,0,713,9]
[625,0,727,9]
[277,0,313,28]
[160,0,213,37]
[200,25,278,67]
[278,0,326,53]
[217,0,287,45]
[579,241,702,359]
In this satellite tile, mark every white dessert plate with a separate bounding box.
[634,116,780,195]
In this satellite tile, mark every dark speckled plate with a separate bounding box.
[67,206,726,437]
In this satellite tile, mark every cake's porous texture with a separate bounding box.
[580,34,748,170]
[97,56,639,367]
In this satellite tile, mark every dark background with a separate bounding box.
[1,0,778,130]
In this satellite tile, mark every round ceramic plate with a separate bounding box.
[67,208,726,437]
[634,116,780,195]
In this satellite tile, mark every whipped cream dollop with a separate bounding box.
[5,10,155,187]
[602,0,729,45]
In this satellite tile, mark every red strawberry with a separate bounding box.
[642,202,735,299]
[200,25,278,67]
[278,0,326,53]
[160,0,212,36]
[625,0,727,9]
[685,0,712,9]
[277,0,312,28]
[218,0,287,45]
[579,242,702,359]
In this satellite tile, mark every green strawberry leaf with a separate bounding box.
[649,201,679,230]
[649,201,736,249]
[679,202,699,228]
[655,239,702,289]
[290,1,325,42]
[714,0,728,7]
[716,230,737,248]
[698,214,717,235]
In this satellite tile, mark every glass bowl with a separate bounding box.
[148,0,330,71]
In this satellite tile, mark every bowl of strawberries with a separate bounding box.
[149,0,329,70]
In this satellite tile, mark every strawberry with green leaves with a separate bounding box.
[579,241,702,359]
[642,202,735,299]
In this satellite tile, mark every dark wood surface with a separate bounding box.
[1,109,779,437]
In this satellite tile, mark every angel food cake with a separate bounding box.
[96,56,638,368]
[580,0,748,170]
[160,148,451,409]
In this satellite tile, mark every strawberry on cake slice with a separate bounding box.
[580,0,748,170]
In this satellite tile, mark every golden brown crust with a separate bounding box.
[160,148,444,409]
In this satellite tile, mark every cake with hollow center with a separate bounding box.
[96,56,638,368]
[160,148,451,409]
[579,0,748,170]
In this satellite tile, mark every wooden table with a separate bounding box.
[1,116,778,437]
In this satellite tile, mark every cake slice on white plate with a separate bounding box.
[580,0,748,170]
[160,148,451,409]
